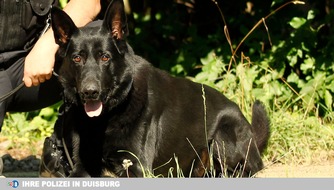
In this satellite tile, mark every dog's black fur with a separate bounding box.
[51,0,270,177]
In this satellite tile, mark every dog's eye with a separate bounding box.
[72,55,82,63]
[101,54,110,62]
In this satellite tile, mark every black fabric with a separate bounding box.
[0,0,58,52]
[0,0,28,52]
[0,52,62,130]
[30,0,54,16]
[0,50,27,70]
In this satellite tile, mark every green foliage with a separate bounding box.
[262,8,334,119]
[185,1,334,121]
[59,0,67,8]
[2,103,59,148]
[189,0,334,164]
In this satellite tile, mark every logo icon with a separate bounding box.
[8,180,19,188]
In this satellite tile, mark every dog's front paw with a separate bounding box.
[69,168,90,177]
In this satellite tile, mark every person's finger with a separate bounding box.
[23,76,33,87]
[45,72,52,80]
[31,77,40,86]
[39,77,46,83]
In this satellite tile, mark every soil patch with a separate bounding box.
[257,162,334,178]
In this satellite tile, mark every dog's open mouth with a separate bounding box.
[84,100,103,117]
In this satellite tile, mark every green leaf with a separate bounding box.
[289,17,307,29]
[300,55,315,73]
[39,107,55,119]
[59,0,68,8]
[324,90,333,111]
[307,10,315,20]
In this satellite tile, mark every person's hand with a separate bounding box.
[23,31,58,87]
[23,0,101,87]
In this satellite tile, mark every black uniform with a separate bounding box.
[0,0,62,130]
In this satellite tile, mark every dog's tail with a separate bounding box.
[251,100,270,154]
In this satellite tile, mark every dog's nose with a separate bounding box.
[81,84,99,99]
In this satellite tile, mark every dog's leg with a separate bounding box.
[192,148,210,177]
[211,105,265,177]
[68,132,91,177]
[69,164,90,177]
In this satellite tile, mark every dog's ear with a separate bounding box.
[103,0,129,41]
[51,7,78,50]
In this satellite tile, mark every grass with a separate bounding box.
[265,106,334,165]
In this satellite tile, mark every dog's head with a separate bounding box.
[51,0,133,117]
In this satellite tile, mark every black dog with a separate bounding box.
[51,0,270,177]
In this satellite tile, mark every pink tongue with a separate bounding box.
[84,100,103,117]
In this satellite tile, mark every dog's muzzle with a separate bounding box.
[80,83,103,117]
